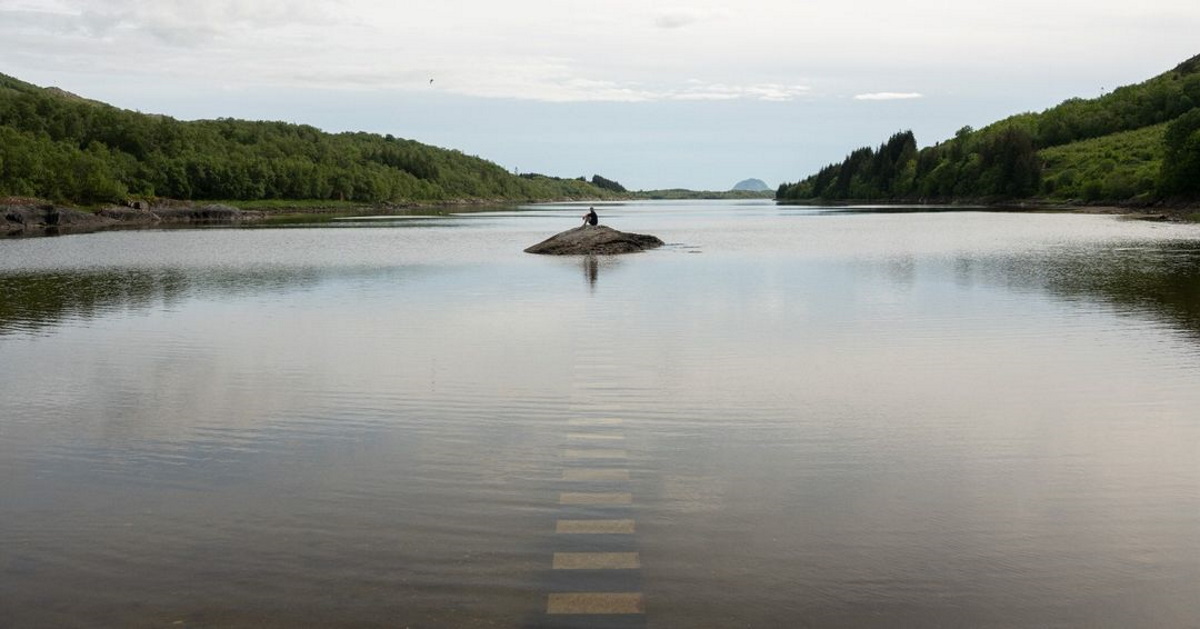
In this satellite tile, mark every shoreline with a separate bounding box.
[7,196,1200,238]
[775,198,1200,222]
[2,197,603,237]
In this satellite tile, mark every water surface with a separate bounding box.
[2,201,1200,627]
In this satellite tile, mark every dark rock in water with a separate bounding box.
[525,225,664,255]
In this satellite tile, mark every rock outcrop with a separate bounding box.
[4,200,259,236]
[524,224,664,255]
[3,203,115,235]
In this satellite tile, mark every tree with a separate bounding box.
[980,127,1040,197]
[590,174,627,193]
[0,73,621,205]
[1160,108,1200,196]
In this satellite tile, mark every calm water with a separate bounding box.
[2,201,1200,628]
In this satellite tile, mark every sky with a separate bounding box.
[2,1,1199,191]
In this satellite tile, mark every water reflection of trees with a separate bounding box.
[0,268,324,336]
[5,242,1197,339]
[1014,242,1200,337]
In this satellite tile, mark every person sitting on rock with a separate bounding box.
[582,207,598,227]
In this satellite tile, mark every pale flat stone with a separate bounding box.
[556,519,636,534]
[567,433,626,441]
[564,449,627,460]
[553,552,640,570]
[562,468,630,481]
[568,418,624,426]
[559,492,632,505]
[546,592,644,615]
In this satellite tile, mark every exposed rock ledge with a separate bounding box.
[3,202,257,236]
[524,225,664,255]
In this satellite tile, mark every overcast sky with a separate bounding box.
[3,1,1199,190]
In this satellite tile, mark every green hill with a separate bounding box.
[0,73,618,206]
[778,54,1200,204]
[1039,123,1166,201]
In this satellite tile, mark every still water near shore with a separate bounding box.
[2,201,1200,627]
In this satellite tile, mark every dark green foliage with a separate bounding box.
[1035,55,1200,149]
[781,131,919,201]
[590,174,627,193]
[979,127,1040,197]
[779,124,1043,202]
[0,126,129,203]
[778,54,1200,203]
[1160,108,1200,195]
[0,73,615,205]
[778,126,1044,202]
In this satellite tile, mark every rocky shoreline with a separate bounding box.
[2,200,265,237]
[776,198,1200,222]
[2,195,631,237]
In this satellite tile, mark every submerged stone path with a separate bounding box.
[543,416,645,625]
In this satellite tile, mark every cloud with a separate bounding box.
[440,66,810,103]
[258,50,811,104]
[671,82,810,102]
[651,6,732,30]
[0,5,810,106]
[0,7,81,36]
[7,0,343,46]
[654,12,701,29]
[853,92,924,101]
[438,70,809,104]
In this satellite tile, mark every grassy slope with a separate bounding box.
[970,55,1199,203]
[1038,124,1166,202]
[779,54,1200,204]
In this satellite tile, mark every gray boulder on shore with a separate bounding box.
[524,224,664,255]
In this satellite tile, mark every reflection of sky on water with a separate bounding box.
[4,206,1200,446]
[3,202,1200,627]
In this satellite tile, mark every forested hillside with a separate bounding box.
[778,54,1200,203]
[0,73,616,205]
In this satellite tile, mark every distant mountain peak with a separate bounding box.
[732,178,770,192]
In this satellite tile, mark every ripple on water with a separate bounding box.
[3,206,1200,627]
